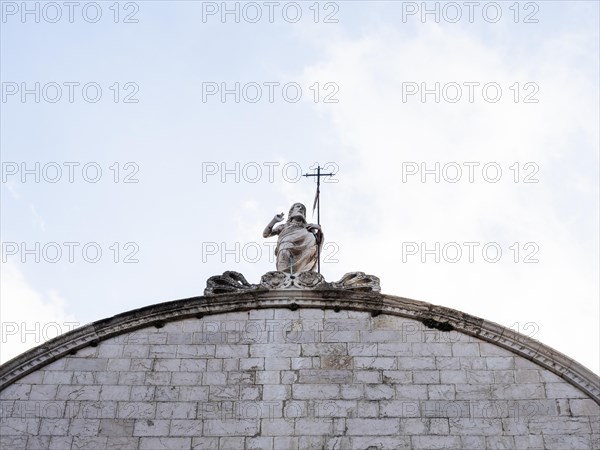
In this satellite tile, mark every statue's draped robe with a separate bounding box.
[275,222,321,273]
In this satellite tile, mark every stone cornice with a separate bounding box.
[1,289,599,404]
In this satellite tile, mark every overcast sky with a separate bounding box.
[1,1,598,373]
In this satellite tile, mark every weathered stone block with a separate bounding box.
[219,436,246,450]
[256,370,280,384]
[365,384,394,400]
[459,357,487,370]
[97,344,123,358]
[297,369,350,384]
[569,399,600,416]
[428,384,456,400]
[264,358,291,370]
[486,357,515,370]
[122,345,149,359]
[156,401,196,419]
[169,419,202,436]
[240,357,264,371]
[341,384,363,400]
[0,436,28,449]
[176,345,215,358]
[131,386,155,401]
[263,385,290,401]
[529,417,592,434]
[346,418,399,435]
[42,371,74,385]
[251,344,300,358]
[354,357,397,370]
[117,402,156,420]
[94,371,120,384]
[380,400,420,418]
[71,436,108,449]
[133,419,170,436]
[203,419,259,436]
[99,385,130,401]
[29,384,58,400]
[56,385,101,401]
[412,343,453,356]
[397,356,436,370]
[491,383,545,400]
[396,385,428,400]
[514,369,540,383]
[435,357,461,370]
[240,386,261,401]
[440,370,467,384]
[273,436,298,450]
[107,358,130,371]
[98,418,134,436]
[106,437,140,449]
[460,436,487,449]
[455,384,493,400]
[216,344,249,358]
[24,436,51,450]
[413,370,440,384]
[412,435,462,449]
[69,418,100,436]
[293,384,340,399]
[209,386,239,401]
[204,372,227,385]
[145,372,171,385]
[191,436,219,449]
[542,434,591,449]
[452,343,480,357]
[139,437,192,449]
[449,418,503,435]
[118,371,146,385]
[350,436,411,449]
[357,400,378,417]
[353,370,381,384]
[246,436,274,450]
[39,418,70,435]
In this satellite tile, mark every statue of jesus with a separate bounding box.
[263,203,323,273]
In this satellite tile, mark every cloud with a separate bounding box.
[0,263,78,364]
[298,23,599,372]
[4,182,20,201]
[30,204,46,232]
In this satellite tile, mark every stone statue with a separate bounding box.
[263,203,323,273]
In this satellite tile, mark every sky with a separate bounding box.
[1,1,598,374]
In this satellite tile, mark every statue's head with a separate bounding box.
[288,203,307,221]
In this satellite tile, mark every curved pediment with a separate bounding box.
[1,277,598,403]
[1,275,599,449]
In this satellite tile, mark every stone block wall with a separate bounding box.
[1,309,598,449]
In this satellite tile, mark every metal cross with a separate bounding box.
[303,165,336,273]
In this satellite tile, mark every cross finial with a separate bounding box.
[303,165,336,273]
